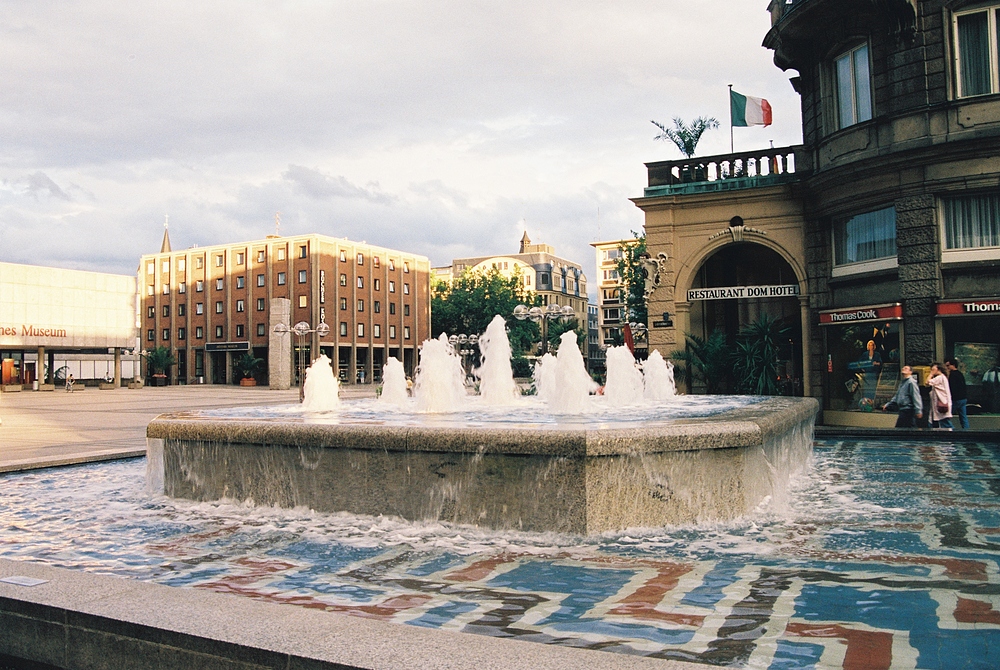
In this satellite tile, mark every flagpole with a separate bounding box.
[728,84,734,153]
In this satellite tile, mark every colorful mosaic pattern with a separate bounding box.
[2,439,1000,668]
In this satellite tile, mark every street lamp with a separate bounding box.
[448,333,479,384]
[513,303,575,355]
[628,321,649,345]
[273,320,331,401]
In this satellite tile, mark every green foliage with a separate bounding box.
[511,354,533,379]
[144,346,177,375]
[614,233,648,324]
[731,314,789,396]
[651,117,720,158]
[546,317,586,352]
[431,266,540,355]
[234,352,264,379]
[671,330,731,394]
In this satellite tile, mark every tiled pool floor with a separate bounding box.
[2,439,999,669]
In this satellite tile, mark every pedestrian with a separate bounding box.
[65,374,74,392]
[927,362,953,429]
[883,365,922,428]
[945,357,969,430]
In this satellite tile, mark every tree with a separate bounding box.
[546,317,586,352]
[731,314,789,396]
[651,117,720,158]
[431,266,540,355]
[144,346,177,376]
[614,233,648,324]
[671,330,731,394]
[234,352,264,380]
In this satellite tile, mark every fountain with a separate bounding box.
[147,317,818,534]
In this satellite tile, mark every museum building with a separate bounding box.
[139,230,430,387]
[634,0,1000,426]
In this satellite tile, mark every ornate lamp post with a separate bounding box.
[448,333,479,383]
[273,320,331,401]
[513,303,575,355]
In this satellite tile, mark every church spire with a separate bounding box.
[519,229,531,253]
[160,215,172,253]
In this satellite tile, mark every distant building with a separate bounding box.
[438,231,589,323]
[0,261,138,389]
[139,230,430,387]
[590,239,635,352]
[587,302,602,375]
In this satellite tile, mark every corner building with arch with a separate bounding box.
[634,0,1000,427]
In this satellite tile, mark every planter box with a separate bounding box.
[128,381,144,389]
[99,382,117,390]
[1,384,22,393]
[38,383,56,391]
[152,376,168,387]
[239,378,257,387]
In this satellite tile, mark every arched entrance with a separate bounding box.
[687,242,803,394]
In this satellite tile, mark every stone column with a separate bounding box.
[673,301,691,393]
[269,297,292,390]
[798,295,811,397]
[114,348,122,387]
[896,195,939,366]
[36,346,45,387]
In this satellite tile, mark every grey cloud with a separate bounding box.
[283,165,395,205]
[24,172,71,200]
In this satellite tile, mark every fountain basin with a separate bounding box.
[146,396,818,534]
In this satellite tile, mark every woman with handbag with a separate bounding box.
[928,363,953,429]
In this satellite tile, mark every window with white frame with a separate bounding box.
[834,43,872,129]
[943,192,1000,254]
[954,6,1000,97]
[357,323,364,337]
[833,206,897,268]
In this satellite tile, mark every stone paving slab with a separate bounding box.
[0,385,375,473]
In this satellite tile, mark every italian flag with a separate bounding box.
[730,89,772,127]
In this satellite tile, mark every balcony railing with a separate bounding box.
[643,145,809,197]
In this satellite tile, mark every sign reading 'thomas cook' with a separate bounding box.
[686,284,799,301]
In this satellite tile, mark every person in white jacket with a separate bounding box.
[928,362,953,429]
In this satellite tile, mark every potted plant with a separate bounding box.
[235,352,263,386]
[144,346,176,386]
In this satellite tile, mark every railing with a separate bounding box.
[643,145,809,197]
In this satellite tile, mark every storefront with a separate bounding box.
[820,303,903,415]
[936,299,1000,414]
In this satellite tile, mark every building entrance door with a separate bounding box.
[210,351,227,385]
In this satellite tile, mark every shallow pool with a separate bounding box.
[2,438,999,669]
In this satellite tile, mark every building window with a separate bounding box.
[236,300,245,312]
[215,254,224,267]
[944,192,1000,251]
[340,322,348,336]
[833,207,897,266]
[195,327,203,339]
[277,272,286,286]
[603,249,622,261]
[147,329,154,341]
[178,304,185,316]
[236,324,244,338]
[389,325,397,339]
[540,272,550,286]
[298,270,307,284]
[403,283,410,295]
[601,269,618,281]
[357,299,364,312]
[389,303,396,315]
[340,273,347,286]
[374,300,381,313]
[389,259,395,271]
[389,280,395,293]
[357,277,364,289]
[216,278,224,290]
[373,256,380,268]
[178,327,186,340]
[146,262,154,275]
[236,253,245,265]
[357,253,364,265]
[162,329,170,341]
[403,261,409,273]
[374,278,380,291]
[195,280,204,292]
[299,245,307,259]
[257,298,265,311]
[257,274,265,287]
[257,250,265,263]
[147,306,155,318]
[178,282,186,294]
[277,248,285,261]
[404,304,410,317]
[162,284,169,295]
[196,303,204,315]
[162,260,169,273]
[357,323,364,337]
[299,295,308,308]
[148,285,154,296]
[835,43,872,129]
[339,250,348,262]
[257,323,266,336]
[236,276,245,289]
[954,7,1000,97]
[604,307,621,321]
[215,301,223,314]
[339,297,347,310]
[195,257,204,269]
[215,326,224,338]
[373,324,381,338]
[404,326,411,340]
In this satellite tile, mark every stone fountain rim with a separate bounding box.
[147,396,818,457]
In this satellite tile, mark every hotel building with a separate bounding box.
[139,231,430,387]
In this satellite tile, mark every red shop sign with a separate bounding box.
[936,299,1000,316]
[819,303,903,326]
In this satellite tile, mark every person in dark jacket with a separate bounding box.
[946,358,969,430]
[883,365,922,428]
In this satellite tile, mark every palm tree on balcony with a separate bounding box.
[651,117,720,158]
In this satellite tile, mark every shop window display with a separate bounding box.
[826,321,900,411]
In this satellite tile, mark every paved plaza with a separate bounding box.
[0,384,377,473]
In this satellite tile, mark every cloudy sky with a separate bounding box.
[0,1,802,292]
